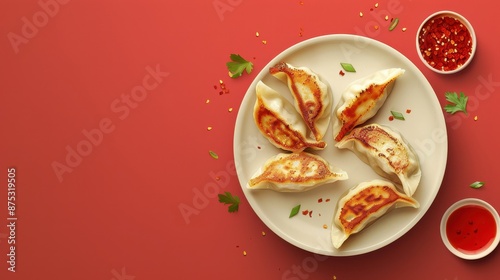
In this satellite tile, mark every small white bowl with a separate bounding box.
[440,198,500,260]
[416,11,476,74]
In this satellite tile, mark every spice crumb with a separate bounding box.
[255,31,260,37]
[359,12,363,17]
[385,15,389,21]
[262,40,267,45]
[339,70,345,76]
[262,231,266,236]
[206,99,210,104]
[474,115,478,121]
[402,27,407,32]
[374,25,379,30]
[207,126,213,131]
[374,3,379,8]
[389,116,394,121]
[228,107,233,112]
[323,224,328,229]
[243,251,247,256]
[406,109,411,114]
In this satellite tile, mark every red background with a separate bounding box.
[1,0,499,279]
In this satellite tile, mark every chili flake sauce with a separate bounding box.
[418,15,473,72]
[446,205,497,254]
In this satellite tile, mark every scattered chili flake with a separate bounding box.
[339,70,345,76]
[326,198,330,202]
[389,115,394,121]
[318,198,323,203]
[418,15,473,71]
[406,109,412,114]
[213,85,217,90]
[299,27,303,37]
[302,210,309,216]
[257,146,261,149]
[207,126,213,131]
[217,80,230,94]
[370,8,373,11]
[309,210,313,218]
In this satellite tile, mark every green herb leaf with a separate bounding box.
[391,111,405,120]
[340,62,356,72]
[209,150,219,159]
[226,54,253,78]
[218,191,240,212]
[444,92,468,115]
[389,18,399,31]
[470,181,485,189]
[289,204,301,218]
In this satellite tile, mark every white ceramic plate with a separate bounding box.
[233,34,448,256]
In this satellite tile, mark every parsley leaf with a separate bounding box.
[444,92,468,115]
[340,62,356,72]
[289,204,301,218]
[470,181,485,189]
[226,54,253,78]
[218,191,240,213]
[209,150,218,159]
[391,111,405,120]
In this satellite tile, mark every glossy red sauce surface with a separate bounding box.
[446,205,497,254]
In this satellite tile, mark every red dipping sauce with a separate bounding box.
[446,205,497,254]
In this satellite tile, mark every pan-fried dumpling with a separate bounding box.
[332,68,405,141]
[247,152,348,192]
[254,81,327,153]
[269,62,332,141]
[331,179,419,248]
[335,123,421,197]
